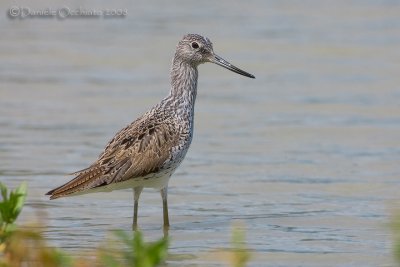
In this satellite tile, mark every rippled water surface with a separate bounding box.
[1,1,400,266]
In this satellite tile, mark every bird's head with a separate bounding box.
[175,34,255,78]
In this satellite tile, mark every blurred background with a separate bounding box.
[1,0,399,266]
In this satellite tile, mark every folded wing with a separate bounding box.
[46,118,179,199]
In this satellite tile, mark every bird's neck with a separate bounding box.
[166,58,198,115]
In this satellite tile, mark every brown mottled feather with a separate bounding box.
[46,116,180,199]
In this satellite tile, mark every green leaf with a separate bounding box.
[146,237,168,266]
[111,230,168,267]
[14,182,27,213]
[0,183,8,225]
[0,182,27,241]
[113,229,131,246]
[231,226,251,267]
[0,183,7,202]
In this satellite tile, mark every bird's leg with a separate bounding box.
[132,186,143,231]
[160,186,170,231]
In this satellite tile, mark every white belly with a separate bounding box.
[67,169,174,197]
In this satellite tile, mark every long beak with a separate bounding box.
[211,54,255,79]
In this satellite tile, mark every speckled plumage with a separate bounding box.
[47,34,255,229]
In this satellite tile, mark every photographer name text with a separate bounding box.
[8,6,128,20]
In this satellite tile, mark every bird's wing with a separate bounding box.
[46,116,180,199]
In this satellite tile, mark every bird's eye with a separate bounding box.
[191,42,199,49]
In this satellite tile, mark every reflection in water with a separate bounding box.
[1,1,400,266]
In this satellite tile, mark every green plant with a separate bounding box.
[0,182,169,267]
[230,226,251,267]
[391,213,400,264]
[0,182,27,243]
[99,230,168,267]
[0,182,253,267]
[2,228,73,267]
[212,224,251,267]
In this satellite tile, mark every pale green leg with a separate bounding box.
[160,186,170,232]
[132,186,143,231]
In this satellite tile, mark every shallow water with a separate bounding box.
[1,0,400,266]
